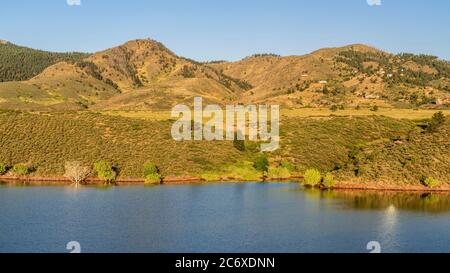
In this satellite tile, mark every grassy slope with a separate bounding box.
[0,62,122,111]
[210,44,450,108]
[0,110,447,185]
[341,119,450,185]
[0,39,248,111]
[1,40,449,111]
[0,110,248,177]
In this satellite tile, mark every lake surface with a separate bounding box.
[1,182,450,253]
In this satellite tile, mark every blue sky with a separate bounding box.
[0,0,449,61]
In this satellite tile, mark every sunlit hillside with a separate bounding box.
[0,39,449,111]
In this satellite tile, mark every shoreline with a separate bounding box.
[1,175,450,193]
[330,184,450,193]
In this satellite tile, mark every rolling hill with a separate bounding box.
[0,39,250,110]
[0,39,449,110]
[210,44,450,108]
[0,40,89,82]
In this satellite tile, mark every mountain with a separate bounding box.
[86,39,250,110]
[0,39,249,110]
[209,44,450,107]
[0,39,449,110]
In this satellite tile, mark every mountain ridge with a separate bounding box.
[0,39,449,110]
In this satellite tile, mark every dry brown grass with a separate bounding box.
[100,108,450,121]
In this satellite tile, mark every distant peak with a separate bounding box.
[0,39,9,45]
[343,43,382,52]
[308,43,385,58]
[123,38,158,45]
[114,38,174,55]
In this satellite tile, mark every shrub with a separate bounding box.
[64,161,91,185]
[370,105,379,112]
[12,163,31,176]
[143,162,159,177]
[426,111,445,133]
[280,160,295,172]
[227,162,261,181]
[268,166,291,179]
[144,173,163,184]
[253,154,269,175]
[304,168,321,186]
[143,162,162,184]
[424,177,439,188]
[0,163,7,175]
[94,161,117,183]
[322,173,336,188]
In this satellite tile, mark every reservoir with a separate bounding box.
[1,182,449,253]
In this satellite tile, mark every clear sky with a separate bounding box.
[1,0,449,61]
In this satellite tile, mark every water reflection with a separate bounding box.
[303,188,450,214]
[2,182,450,252]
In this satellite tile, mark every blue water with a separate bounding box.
[1,182,450,253]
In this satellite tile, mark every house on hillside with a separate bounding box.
[365,94,380,99]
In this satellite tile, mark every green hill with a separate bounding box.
[0,41,89,82]
[0,109,447,187]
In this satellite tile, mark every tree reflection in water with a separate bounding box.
[303,188,450,214]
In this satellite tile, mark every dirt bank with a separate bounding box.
[1,175,449,192]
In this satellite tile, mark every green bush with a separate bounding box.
[280,160,295,172]
[94,161,117,183]
[12,163,31,176]
[426,111,445,133]
[268,166,291,179]
[144,173,163,184]
[0,163,7,175]
[304,168,322,186]
[143,162,162,184]
[253,154,269,174]
[424,177,439,188]
[226,162,261,181]
[322,173,336,188]
[143,162,159,177]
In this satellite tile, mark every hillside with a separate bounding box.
[0,39,250,110]
[0,110,447,187]
[0,39,449,110]
[0,41,89,82]
[210,44,450,108]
